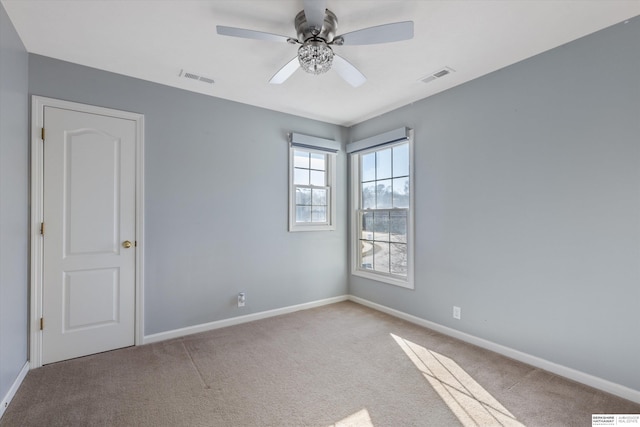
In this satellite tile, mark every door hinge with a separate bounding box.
[40,317,44,330]
[40,222,45,235]
[135,241,138,247]
[41,127,45,141]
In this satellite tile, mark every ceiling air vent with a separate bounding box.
[179,69,215,85]
[420,67,455,84]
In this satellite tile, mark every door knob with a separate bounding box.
[122,240,132,249]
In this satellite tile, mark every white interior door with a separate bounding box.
[42,106,136,364]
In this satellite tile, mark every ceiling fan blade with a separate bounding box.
[269,57,300,84]
[216,26,292,43]
[303,0,327,32]
[336,21,414,45]
[332,55,366,88]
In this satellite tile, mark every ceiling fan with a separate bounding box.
[216,0,414,87]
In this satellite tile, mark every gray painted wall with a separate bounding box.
[28,55,348,335]
[349,17,640,391]
[3,2,638,406]
[0,1,29,403]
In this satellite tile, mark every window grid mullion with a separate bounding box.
[374,152,378,209]
[357,207,408,276]
[295,184,330,225]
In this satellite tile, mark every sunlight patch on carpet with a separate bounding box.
[391,333,525,427]
[329,408,374,427]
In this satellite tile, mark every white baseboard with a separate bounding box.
[143,295,349,344]
[348,295,640,404]
[0,361,29,420]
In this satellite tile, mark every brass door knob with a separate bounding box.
[122,240,132,249]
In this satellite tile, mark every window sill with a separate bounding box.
[351,269,414,289]
[289,224,336,232]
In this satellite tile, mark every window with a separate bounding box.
[288,135,337,231]
[350,129,413,288]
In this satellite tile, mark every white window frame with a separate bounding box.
[350,130,414,289]
[289,146,337,232]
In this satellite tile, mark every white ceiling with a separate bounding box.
[3,0,639,126]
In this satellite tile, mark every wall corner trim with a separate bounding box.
[143,295,349,344]
[348,295,640,404]
[0,361,29,420]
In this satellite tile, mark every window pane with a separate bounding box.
[360,240,374,270]
[376,148,392,180]
[390,243,408,276]
[374,242,390,273]
[373,211,390,242]
[290,148,335,231]
[362,182,376,209]
[310,170,325,186]
[352,140,411,282]
[390,210,407,243]
[296,206,311,223]
[296,187,311,205]
[311,188,327,206]
[311,206,326,222]
[393,144,409,177]
[310,153,325,171]
[294,168,309,185]
[362,152,376,182]
[294,150,309,169]
[392,177,409,208]
[361,211,374,240]
[376,180,392,209]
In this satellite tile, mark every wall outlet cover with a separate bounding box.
[238,292,245,308]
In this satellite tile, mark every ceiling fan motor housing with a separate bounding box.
[295,9,338,43]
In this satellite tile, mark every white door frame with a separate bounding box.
[30,96,145,368]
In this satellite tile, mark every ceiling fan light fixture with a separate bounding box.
[217,3,414,86]
[298,40,334,75]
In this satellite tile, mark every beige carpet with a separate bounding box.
[2,301,638,426]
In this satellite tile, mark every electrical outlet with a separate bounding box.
[453,306,461,320]
[238,292,245,308]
